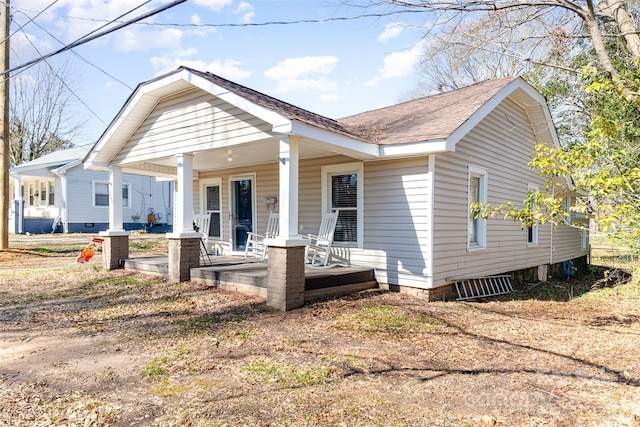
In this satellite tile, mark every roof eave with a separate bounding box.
[379,139,451,157]
[277,120,380,159]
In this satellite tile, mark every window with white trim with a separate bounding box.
[93,181,131,208]
[27,182,35,206]
[204,180,222,239]
[321,162,363,247]
[527,184,539,246]
[48,181,55,206]
[468,166,488,249]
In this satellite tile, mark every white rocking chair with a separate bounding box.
[244,212,279,260]
[194,213,212,264]
[306,211,339,268]
[194,213,211,241]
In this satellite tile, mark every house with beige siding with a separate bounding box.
[9,145,173,234]
[84,66,587,301]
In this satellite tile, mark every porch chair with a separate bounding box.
[244,212,279,260]
[193,214,212,263]
[305,211,339,268]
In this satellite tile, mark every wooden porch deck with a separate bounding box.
[123,256,378,301]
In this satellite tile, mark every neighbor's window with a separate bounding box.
[322,162,363,247]
[48,181,55,206]
[40,182,47,203]
[468,165,488,249]
[93,181,131,208]
[28,183,35,206]
[527,184,539,246]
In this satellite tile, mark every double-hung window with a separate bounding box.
[93,181,131,208]
[527,184,538,246]
[322,162,363,247]
[468,165,488,250]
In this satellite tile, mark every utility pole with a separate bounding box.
[0,0,9,250]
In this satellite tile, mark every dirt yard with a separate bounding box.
[1,234,639,426]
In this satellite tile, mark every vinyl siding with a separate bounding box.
[196,154,432,288]
[197,162,279,246]
[113,87,273,164]
[64,166,173,225]
[433,98,550,286]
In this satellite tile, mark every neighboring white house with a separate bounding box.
[9,145,173,234]
[84,66,588,299]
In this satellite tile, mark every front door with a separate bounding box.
[229,176,255,252]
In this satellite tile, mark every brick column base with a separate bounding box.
[102,235,129,270]
[267,245,306,311]
[168,237,201,283]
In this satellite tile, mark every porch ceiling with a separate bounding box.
[118,135,347,177]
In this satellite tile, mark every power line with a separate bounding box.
[2,0,187,76]
[13,8,430,29]
[5,0,60,43]
[13,24,108,125]
[13,11,132,91]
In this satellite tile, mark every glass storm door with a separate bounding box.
[204,183,222,240]
[230,177,254,252]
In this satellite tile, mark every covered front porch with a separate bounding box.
[84,67,384,310]
[123,254,377,302]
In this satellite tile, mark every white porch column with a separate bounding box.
[278,135,299,239]
[174,153,195,235]
[108,165,124,231]
[265,135,309,311]
[12,175,21,200]
[59,173,69,233]
[100,165,130,270]
[11,175,23,234]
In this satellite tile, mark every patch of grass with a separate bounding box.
[178,314,216,333]
[223,327,253,344]
[142,346,191,379]
[242,359,333,386]
[334,304,441,336]
[148,380,188,397]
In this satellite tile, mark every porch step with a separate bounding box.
[304,267,376,290]
[123,256,169,274]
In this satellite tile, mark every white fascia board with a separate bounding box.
[445,77,554,150]
[379,139,450,157]
[276,120,380,159]
[11,161,69,174]
[53,158,82,175]
[85,71,188,168]
[187,72,291,129]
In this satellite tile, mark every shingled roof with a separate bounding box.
[187,67,519,146]
[338,77,519,145]
[184,67,365,141]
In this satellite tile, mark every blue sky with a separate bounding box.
[10,0,431,145]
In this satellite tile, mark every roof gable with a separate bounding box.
[11,145,91,174]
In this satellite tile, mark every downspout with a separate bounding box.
[426,154,436,289]
[549,186,554,266]
[54,169,69,233]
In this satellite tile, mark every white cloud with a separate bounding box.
[192,0,234,12]
[365,41,426,86]
[235,2,255,24]
[378,22,404,42]
[114,27,184,52]
[264,56,339,95]
[151,55,252,81]
[265,56,339,80]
